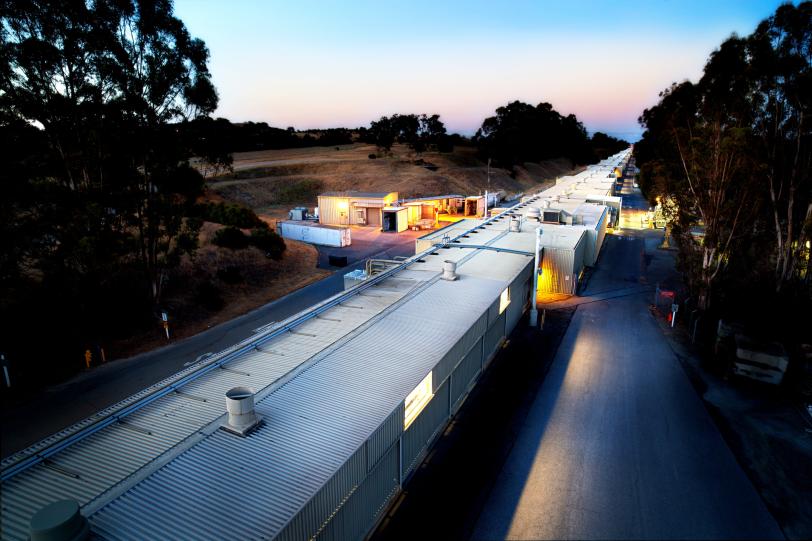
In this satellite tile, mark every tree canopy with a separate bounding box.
[362,113,453,153]
[636,1,811,313]
[1,0,229,382]
[474,101,627,168]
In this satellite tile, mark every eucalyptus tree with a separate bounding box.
[2,0,224,305]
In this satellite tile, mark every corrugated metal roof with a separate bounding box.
[89,275,506,540]
[401,194,463,202]
[0,147,632,540]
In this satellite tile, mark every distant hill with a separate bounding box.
[206,143,580,220]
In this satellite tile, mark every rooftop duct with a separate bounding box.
[222,386,262,436]
[441,260,459,281]
[29,500,89,541]
[509,218,521,232]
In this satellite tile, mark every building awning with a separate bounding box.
[352,200,384,208]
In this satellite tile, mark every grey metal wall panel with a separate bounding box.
[487,297,501,327]
[541,247,578,294]
[366,404,404,473]
[401,381,450,478]
[506,282,526,334]
[594,207,608,263]
[506,264,532,333]
[315,444,399,541]
[276,445,367,541]
[484,312,507,362]
[450,338,483,412]
[433,311,487,391]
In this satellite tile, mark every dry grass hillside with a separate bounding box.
[206,143,579,220]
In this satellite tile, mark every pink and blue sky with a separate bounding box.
[174,0,790,141]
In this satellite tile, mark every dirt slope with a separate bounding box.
[206,144,579,220]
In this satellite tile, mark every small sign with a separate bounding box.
[671,303,678,313]
[161,311,168,322]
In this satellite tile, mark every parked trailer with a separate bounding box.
[277,220,351,247]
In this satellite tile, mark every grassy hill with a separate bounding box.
[206,143,579,220]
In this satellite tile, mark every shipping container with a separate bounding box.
[278,220,351,247]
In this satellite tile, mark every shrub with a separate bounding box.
[197,202,266,229]
[212,226,249,249]
[368,153,377,159]
[216,265,244,284]
[250,228,286,260]
[195,282,224,311]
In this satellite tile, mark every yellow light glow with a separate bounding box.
[337,200,349,211]
[499,288,511,314]
[404,372,433,429]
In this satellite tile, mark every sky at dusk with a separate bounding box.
[174,0,790,141]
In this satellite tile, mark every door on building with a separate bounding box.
[354,208,367,225]
[366,208,381,227]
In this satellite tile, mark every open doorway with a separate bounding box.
[382,211,397,232]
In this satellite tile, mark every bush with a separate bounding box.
[250,228,286,260]
[197,202,266,229]
[368,153,377,159]
[216,265,244,284]
[213,226,249,249]
[195,282,223,311]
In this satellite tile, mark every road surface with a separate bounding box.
[472,230,782,538]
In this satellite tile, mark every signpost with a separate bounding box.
[1,354,10,388]
[671,303,679,328]
[162,311,170,340]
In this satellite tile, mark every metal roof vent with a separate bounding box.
[29,499,89,541]
[222,386,262,436]
[527,208,541,221]
[509,218,521,232]
[442,260,459,281]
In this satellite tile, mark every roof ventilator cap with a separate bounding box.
[222,386,262,436]
[509,218,521,232]
[29,499,89,541]
[441,260,459,281]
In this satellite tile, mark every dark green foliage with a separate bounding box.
[0,0,231,387]
[195,282,224,311]
[368,153,377,159]
[474,101,594,167]
[362,113,454,153]
[250,228,286,260]
[590,132,629,159]
[635,1,811,317]
[216,266,244,284]
[179,119,353,153]
[213,227,250,250]
[197,202,266,228]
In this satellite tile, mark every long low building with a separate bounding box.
[0,149,633,541]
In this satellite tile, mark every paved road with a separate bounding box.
[472,231,783,539]
[1,232,419,458]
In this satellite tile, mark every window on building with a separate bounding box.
[404,372,433,429]
[499,287,510,314]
